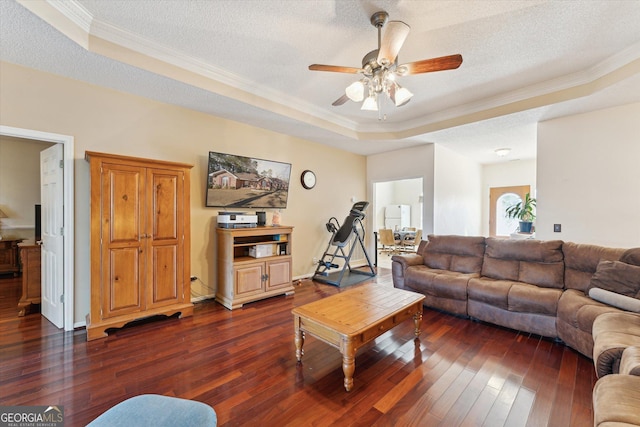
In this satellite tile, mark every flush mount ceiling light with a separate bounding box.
[495,148,512,157]
[309,11,463,119]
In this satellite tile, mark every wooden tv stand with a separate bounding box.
[216,226,294,310]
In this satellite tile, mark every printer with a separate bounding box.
[217,212,258,228]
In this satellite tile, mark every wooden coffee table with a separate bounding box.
[292,285,425,391]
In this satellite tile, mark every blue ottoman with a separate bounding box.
[87,394,217,426]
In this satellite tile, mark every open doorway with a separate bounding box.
[373,177,423,268]
[0,125,75,331]
[0,136,52,321]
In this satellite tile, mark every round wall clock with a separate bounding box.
[301,170,316,189]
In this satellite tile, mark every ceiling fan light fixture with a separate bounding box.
[361,95,378,111]
[394,86,413,107]
[345,81,365,102]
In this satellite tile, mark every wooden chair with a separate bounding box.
[401,229,422,252]
[379,229,400,255]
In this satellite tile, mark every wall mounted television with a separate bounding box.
[206,151,292,209]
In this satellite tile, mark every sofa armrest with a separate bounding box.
[391,253,423,269]
[391,253,423,290]
[621,346,640,376]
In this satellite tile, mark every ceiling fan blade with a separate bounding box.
[332,94,349,106]
[399,54,463,75]
[377,21,410,66]
[309,64,363,74]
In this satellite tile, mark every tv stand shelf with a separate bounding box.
[216,226,294,310]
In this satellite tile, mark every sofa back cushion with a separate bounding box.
[562,242,626,292]
[423,235,486,274]
[482,238,565,289]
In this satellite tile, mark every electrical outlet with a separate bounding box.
[190,276,197,282]
[312,257,318,265]
[553,224,562,233]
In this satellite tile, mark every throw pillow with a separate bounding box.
[589,287,640,313]
[620,247,640,267]
[588,260,640,298]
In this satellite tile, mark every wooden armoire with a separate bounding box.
[85,151,193,340]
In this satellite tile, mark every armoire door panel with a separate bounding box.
[149,245,180,306]
[104,247,142,317]
[103,165,144,243]
[149,169,181,241]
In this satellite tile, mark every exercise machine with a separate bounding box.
[313,201,376,287]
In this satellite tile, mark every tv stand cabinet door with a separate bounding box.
[234,263,265,297]
[266,258,291,291]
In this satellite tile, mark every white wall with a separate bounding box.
[537,102,640,247]
[367,144,435,242]
[481,159,537,235]
[433,145,483,236]
[373,178,423,231]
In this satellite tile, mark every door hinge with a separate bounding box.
[60,294,64,303]
[59,160,64,169]
[60,227,64,236]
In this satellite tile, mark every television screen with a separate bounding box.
[206,151,292,209]
[35,204,41,241]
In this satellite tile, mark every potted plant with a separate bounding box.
[505,192,536,233]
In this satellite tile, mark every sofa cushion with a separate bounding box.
[481,238,564,289]
[468,279,561,315]
[562,242,626,292]
[405,266,475,300]
[589,288,640,313]
[508,283,562,315]
[468,278,511,310]
[485,238,564,263]
[557,289,620,334]
[620,247,640,267]
[592,374,640,427]
[423,235,485,274]
[588,260,640,298]
[481,257,519,281]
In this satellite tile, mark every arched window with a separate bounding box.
[496,193,522,236]
[489,185,530,237]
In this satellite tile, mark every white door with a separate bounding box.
[40,144,64,328]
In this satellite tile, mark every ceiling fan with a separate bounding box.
[309,11,463,114]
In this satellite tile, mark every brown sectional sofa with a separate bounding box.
[391,234,635,359]
[393,234,640,425]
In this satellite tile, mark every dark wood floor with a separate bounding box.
[0,269,596,426]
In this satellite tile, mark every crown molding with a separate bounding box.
[20,1,640,142]
[364,41,640,136]
[48,0,92,33]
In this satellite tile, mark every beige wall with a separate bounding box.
[367,144,435,243]
[537,102,640,247]
[0,61,366,323]
[0,135,54,241]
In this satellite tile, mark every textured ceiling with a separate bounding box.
[1,0,639,163]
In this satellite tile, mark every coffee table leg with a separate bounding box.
[294,318,304,362]
[342,353,355,392]
[414,308,423,337]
